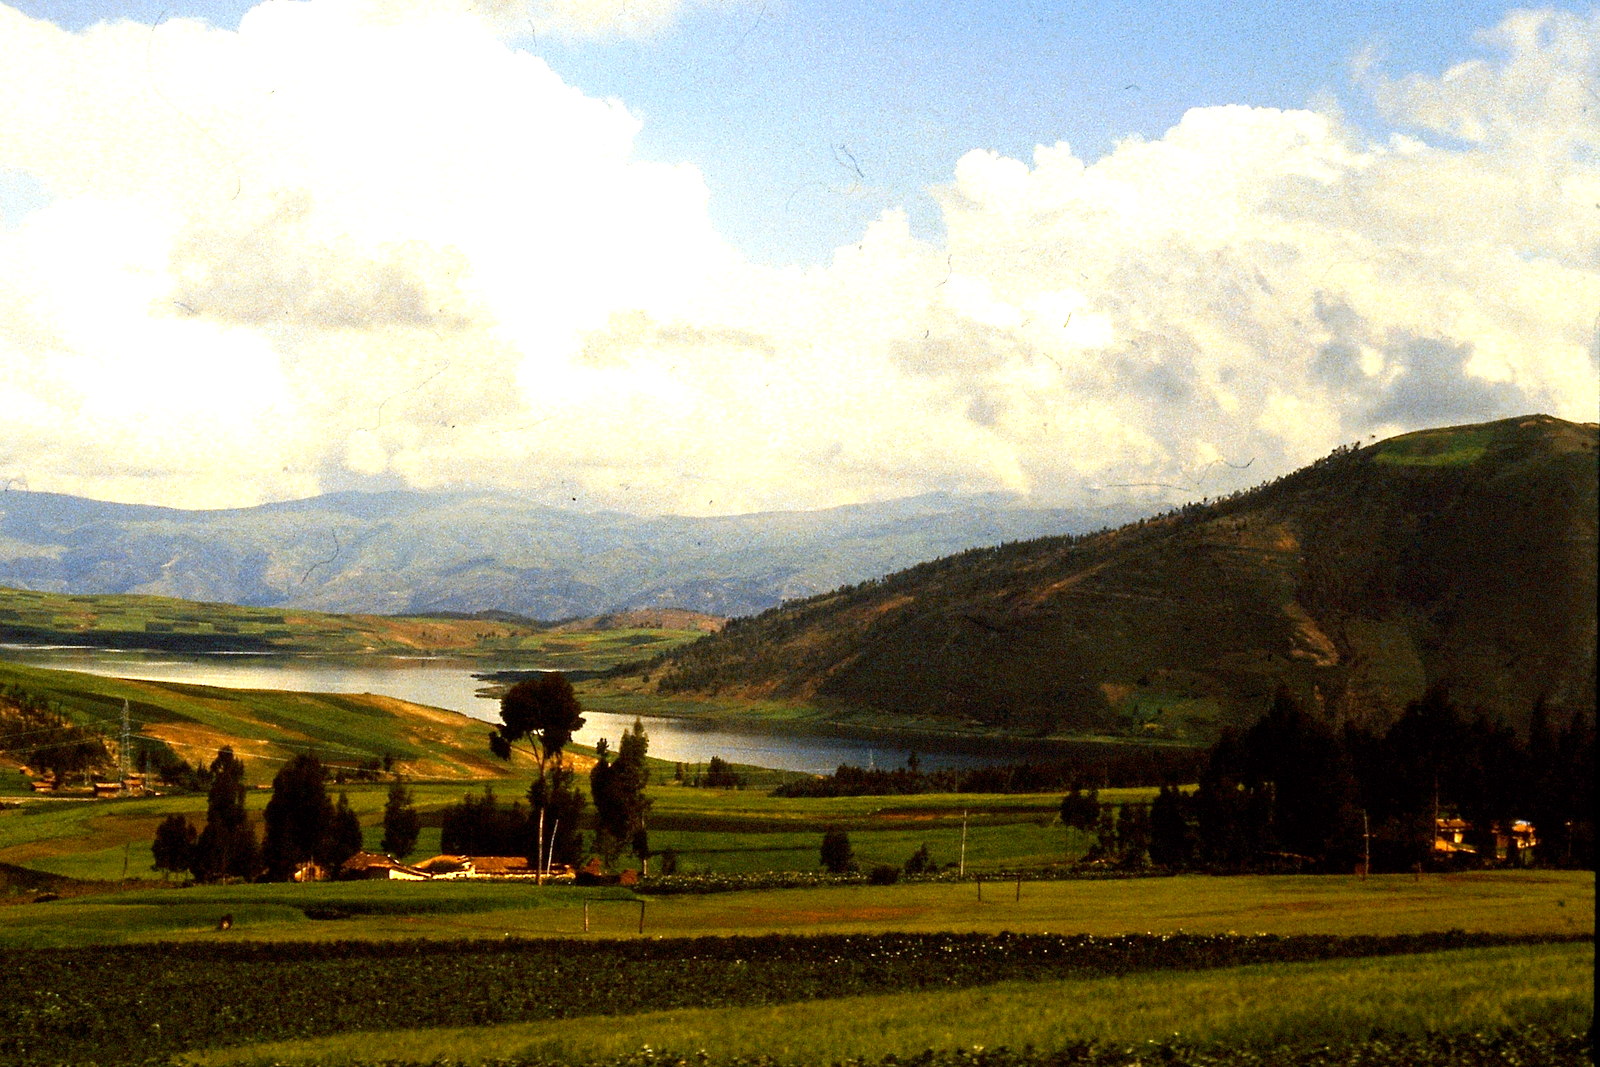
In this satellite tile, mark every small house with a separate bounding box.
[467,855,535,879]
[1433,817,1472,855]
[292,860,328,883]
[1433,817,1538,864]
[339,851,431,881]
[414,854,471,878]
[414,854,566,880]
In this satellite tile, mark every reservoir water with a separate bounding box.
[0,644,1018,774]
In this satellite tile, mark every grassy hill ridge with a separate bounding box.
[630,415,1597,739]
[0,585,715,663]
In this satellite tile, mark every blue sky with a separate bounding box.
[0,1,1595,513]
[9,0,1564,265]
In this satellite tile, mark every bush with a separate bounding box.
[904,843,935,875]
[868,864,900,885]
[819,828,856,874]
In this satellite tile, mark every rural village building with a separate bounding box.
[338,851,431,880]
[328,852,577,881]
[1432,817,1537,863]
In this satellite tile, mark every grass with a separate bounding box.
[1,870,1589,948]
[0,586,709,661]
[0,778,1145,883]
[1371,427,1495,468]
[180,941,1594,1066]
[0,660,538,785]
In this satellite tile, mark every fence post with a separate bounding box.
[1015,875,1021,902]
[976,876,982,902]
[638,899,646,935]
[583,900,590,933]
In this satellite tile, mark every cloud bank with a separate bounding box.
[0,2,1594,513]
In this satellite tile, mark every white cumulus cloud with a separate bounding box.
[0,2,1594,515]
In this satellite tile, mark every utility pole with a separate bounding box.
[1361,809,1371,879]
[959,810,968,878]
[119,699,130,788]
[535,807,546,886]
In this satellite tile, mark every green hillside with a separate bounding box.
[629,415,1597,739]
[0,586,711,664]
[0,660,534,785]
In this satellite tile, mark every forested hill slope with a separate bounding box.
[636,415,1597,740]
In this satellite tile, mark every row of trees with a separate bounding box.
[0,684,111,784]
[151,748,257,882]
[151,748,423,882]
[774,745,1204,799]
[1065,688,1594,872]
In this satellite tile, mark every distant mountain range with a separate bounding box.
[636,415,1598,739]
[0,488,1143,620]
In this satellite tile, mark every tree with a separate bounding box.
[1149,785,1191,868]
[1240,687,1362,868]
[703,756,743,789]
[820,828,855,874]
[440,787,527,855]
[590,719,652,867]
[1113,803,1151,868]
[151,814,197,879]
[1059,783,1099,830]
[262,753,335,880]
[490,673,585,772]
[192,747,257,883]
[0,686,110,786]
[491,673,587,875]
[380,777,421,859]
[526,761,586,868]
[324,792,364,869]
[903,842,935,875]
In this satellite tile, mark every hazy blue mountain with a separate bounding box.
[0,488,1141,620]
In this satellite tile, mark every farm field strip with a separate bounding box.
[1,872,1590,948]
[1,931,1586,1067]
[180,941,1595,1067]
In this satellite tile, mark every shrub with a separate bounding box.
[819,828,856,874]
[868,864,900,885]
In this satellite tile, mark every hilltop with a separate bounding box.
[628,416,1597,740]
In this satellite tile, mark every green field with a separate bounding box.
[2,862,1590,947]
[0,924,1588,1067]
[184,941,1592,1067]
[0,775,1112,883]
[0,584,708,661]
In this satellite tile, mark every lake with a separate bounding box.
[0,644,1029,774]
